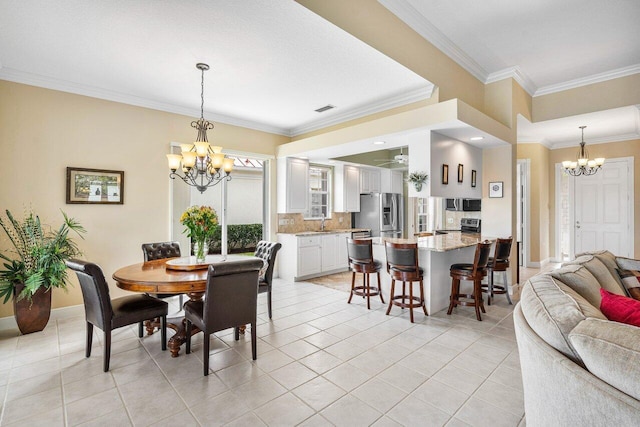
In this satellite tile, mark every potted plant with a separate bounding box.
[0,209,85,334]
[180,205,218,262]
[407,171,429,192]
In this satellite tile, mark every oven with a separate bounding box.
[460,218,481,233]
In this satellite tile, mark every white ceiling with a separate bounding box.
[1,0,638,147]
[0,0,431,136]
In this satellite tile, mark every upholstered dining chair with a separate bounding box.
[66,259,168,372]
[185,257,264,376]
[142,241,184,306]
[254,241,282,319]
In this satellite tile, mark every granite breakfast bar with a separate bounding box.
[370,233,494,315]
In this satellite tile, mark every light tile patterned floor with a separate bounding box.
[0,277,528,427]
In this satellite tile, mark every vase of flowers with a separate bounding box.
[180,205,218,262]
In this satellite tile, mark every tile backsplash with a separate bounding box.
[277,212,352,234]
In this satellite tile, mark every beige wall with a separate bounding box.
[0,81,288,319]
[548,139,640,259]
[517,144,551,263]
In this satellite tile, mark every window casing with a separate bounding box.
[307,166,331,219]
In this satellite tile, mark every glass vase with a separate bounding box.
[194,240,208,263]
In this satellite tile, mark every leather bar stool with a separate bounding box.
[347,238,385,309]
[447,241,492,321]
[483,237,514,305]
[384,241,428,323]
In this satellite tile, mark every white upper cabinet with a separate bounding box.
[391,170,404,194]
[360,168,381,194]
[277,157,309,213]
[334,164,360,212]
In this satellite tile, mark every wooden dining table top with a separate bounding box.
[112,254,259,294]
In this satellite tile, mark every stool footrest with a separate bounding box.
[352,286,382,297]
[390,294,423,309]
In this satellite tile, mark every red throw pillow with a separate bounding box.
[600,288,640,327]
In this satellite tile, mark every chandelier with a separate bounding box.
[167,63,233,193]
[562,126,605,177]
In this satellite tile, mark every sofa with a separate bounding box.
[514,250,640,426]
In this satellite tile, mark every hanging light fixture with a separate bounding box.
[167,63,233,193]
[562,126,605,176]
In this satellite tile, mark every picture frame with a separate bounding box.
[66,167,124,204]
[471,170,477,188]
[442,164,449,185]
[489,181,503,198]
[457,164,464,183]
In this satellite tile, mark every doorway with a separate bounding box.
[557,157,634,259]
[516,159,530,268]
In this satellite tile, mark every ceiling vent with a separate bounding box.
[314,104,336,113]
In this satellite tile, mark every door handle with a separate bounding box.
[576,221,581,229]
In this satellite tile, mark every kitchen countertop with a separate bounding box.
[279,228,371,236]
[371,232,494,252]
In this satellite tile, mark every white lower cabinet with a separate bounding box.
[278,232,351,281]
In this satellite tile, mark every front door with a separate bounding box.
[574,157,633,257]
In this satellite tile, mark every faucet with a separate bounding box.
[320,213,326,231]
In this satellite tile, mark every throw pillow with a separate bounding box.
[600,288,640,327]
[616,268,640,301]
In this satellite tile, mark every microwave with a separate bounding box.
[445,198,481,211]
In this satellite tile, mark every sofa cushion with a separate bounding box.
[577,250,627,292]
[569,317,640,400]
[600,288,640,327]
[520,274,606,364]
[563,255,627,296]
[616,268,640,300]
[550,265,603,308]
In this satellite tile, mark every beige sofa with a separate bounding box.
[514,251,640,426]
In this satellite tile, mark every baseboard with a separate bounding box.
[0,304,84,332]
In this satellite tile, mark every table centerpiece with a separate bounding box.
[180,205,218,262]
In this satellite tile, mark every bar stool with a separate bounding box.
[447,241,492,321]
[347,238,385,309]
[483,237,514,305]
[384,241,428,323]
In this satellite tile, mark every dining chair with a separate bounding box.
[184,257,264,376]
[254,241,282,319]
[447,241,492,321]
[385,241,428,323]
[483,237,514,305]
[347,238,384,309]
[66,259,168,372]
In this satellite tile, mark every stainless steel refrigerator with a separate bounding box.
[353,193,404,238]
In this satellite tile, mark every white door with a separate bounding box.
[574,158,633,257]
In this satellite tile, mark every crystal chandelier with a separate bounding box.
[167,63,233,193]
[562,126,605,177]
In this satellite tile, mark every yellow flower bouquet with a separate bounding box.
[180,205,218,261]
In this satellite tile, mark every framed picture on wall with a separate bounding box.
[489,181,503,198]
[442,164,449,185]
[457,164,464,183]
[66,167,124,204]
[471,170,477,187]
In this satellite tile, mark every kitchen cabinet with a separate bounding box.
[277,157,309,213]
[334,164,360,212]
[360,168,381,194]
[391,170,404,194]
[277,232,351,281]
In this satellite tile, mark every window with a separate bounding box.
[307,165,331,219]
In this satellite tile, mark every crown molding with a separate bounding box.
[486,66,537,96]
[287,83,434,136]
[548,132,640,149]
[0,66,290,136]
[378,0,488,82]
[534,64,640,97]
[517,140,553,148]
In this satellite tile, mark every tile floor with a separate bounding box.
[0,274,532,427]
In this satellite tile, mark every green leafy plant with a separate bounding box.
[207,223,263,253]
[0,209,86,303]
[406,171,429,191]
[180,205,218,243]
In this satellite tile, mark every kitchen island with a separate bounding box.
[370,233,494,315]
